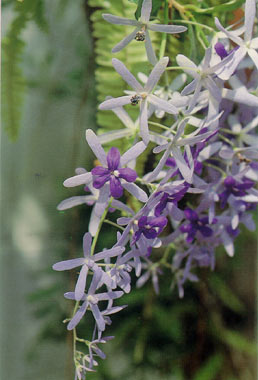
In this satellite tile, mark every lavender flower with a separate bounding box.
[102,0,187,64]
[176,48,233,113]
[99,57,178,144]
[53,232,124,301]
[64,269,124,331]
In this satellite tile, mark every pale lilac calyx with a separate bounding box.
[91,147,138,198]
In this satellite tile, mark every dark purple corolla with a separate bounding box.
[92,147,137,198]
[180,208,217,243]
[132,215,168,245]
[219,176,254,208]
[154,185,189,217]
[215,42,239,60]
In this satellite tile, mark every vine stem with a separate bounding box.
[90,197,114,256]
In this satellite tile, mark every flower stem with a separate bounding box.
[91,197,113,256]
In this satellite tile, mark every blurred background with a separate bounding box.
[1,1,257,379]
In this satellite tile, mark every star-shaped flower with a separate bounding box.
[176,48,233,113]
[87,129,148,201]
[215,0,258,78]
[99,57,178,144]
[102,0,187,65]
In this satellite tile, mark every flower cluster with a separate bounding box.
[53,0,258,377]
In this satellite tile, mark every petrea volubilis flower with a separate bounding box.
[102,0,187,64]
[99,57,178,144]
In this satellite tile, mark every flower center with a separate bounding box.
[87,295,98,304]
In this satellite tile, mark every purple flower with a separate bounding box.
[154,183,189,217]
[86,129,148,202]
[132,215,167,245]
[180,208,217,243]
[219,176,254,208]
[215,42,239,60]
[92,147,138,198]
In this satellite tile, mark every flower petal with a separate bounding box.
[112,58,143,92]
[118,168,137,182]
[214,17,243,45]
[244,0,256,42]
[83,232,92,257]
[75,265,89,301]
[144,57,169,93]
[53,258,86,271]
[148,23,187,34]
[107,147,121,170]
[140,0,152,23]
[171,146,193,183]
[148,94,178,114]
[99,96,132,110]
[57,195,94,210]
[139,98,149,144]
[63,172,92,188]
[120,141,146,166]
[145,29,158,65]
[110,176,123,198]
[67,301,88,330]
[93,174,110,189]
[176,54,198,78]
[247,48,258,70]
[91,166,109,176]
[112,27,140,53]
[102,13,139,26]
[122,182,148,202]
[86,129,107,166]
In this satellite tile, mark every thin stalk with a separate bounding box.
[91,197,113,255]
[104,219,125,231]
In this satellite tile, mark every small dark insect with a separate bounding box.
[236,152,251,164]
[135,30,146,42]
[130,95,142,106]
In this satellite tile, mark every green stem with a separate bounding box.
[91,197,113,256]
[159,0,169,60]
[148,120,173,132]
[104,219,125,231]
[203,162,226,176]
[171,19,214,32]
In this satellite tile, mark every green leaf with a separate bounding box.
[208,273,245,314]
[193,353,224,380]
[221,330,257,355]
